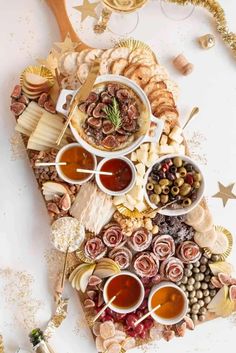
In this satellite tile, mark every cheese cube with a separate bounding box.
[131,151,137,162]
[136,162,146,177]
[113,195,127,205]
[160,134,168,145]
[158,144,175,154]
[149,142,157,153]
[136,175,144,186]
[140,143,149,152]
[135,201,147,212]
[136,149,148,164]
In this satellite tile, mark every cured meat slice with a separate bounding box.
[102,120,115,134]
[100,321,116,339]
[108,247,132,269]
[176,241,201,264]
[128,227,152,252]
[160,256,184,282]
[102,224,124,248]
[152,234,175,261]
[102,135,118,149]
[84,237,107,260]
[87,117,102,129]
[133,252,159,278]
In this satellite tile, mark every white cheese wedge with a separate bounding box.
[123,201,135,211]
[136,162,146,177]
[131,151,137,162]
[113,195,127,206]
[140,143,149,152]
[135,201,147,212]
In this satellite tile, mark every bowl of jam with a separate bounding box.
[56,143,97,184]
[96,156,136,196]
[148,282,188,325]
[103,271,145,314]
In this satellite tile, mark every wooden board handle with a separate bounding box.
[45,0,90,50]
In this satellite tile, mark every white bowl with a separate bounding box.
[144,154,205,216]
[148,282,188,325]
[95,156,136,196]
[55,142,97,185]
[103,271,145,314]
[56,74,164,158]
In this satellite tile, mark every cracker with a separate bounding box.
[144,81,166,97]
[77,63,90,83]
[100,58,113,75]
[164,79,180,101]
[110,47,130,60]
[150,64,169,80]
[150,90,175,106]
[123,63,140,78]
[107,343,121,353]
[100,321,115,340]
[128,48,154,62]
[85,49,104,63]
[101,48,113,60]
[131,54,155,66]
[96,336,105,352]
[111,58,128,75]
[130,65,152,87]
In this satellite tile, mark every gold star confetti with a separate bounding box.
[212,182,236,207]
[74,0,99,22]
[37,48,59,75]
[54,33,79,54]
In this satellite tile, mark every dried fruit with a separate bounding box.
[229,285,236,301]
[11,85,22,99]
[59,193,71,211]
[88,275,102,286]
[84,298,95,308]
[44,99,56,114]
[10,101,26,116]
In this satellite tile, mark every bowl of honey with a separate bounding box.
[56,143,97,185]
[103,271,145,314]
[95,157,136,196]
[148,282,188,325]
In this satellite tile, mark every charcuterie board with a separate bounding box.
[10,25,236,353]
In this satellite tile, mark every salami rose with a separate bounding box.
[84,237,107,260]
[133,252,159,278]
[160,257,184,282]
[128,227,152,252]
[108,247,132,269]
[176,241,201,264]
[102,223,125,248]
[152,235,175,261]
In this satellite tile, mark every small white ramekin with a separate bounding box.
[95,156,136,196]
[55,142,97,185]
[103,271,145,314]
[148,281,188,325]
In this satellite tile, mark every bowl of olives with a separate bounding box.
[144,154,205,216]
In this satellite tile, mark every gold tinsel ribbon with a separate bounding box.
[166,0,236,57]
[0,335,4,353]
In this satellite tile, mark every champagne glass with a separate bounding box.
[95,0,149,36]
[160,0,195,21]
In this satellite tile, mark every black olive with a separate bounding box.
[166,172,176,181]
[185,163,193,172]
[151,173,159,182]
[169,165,177,174]
[157,171,166,179]
[152,163,161,173]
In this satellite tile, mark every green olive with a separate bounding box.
[184,269,192,277]
[196,290,203,299]
[173,157,183,167]
[174,177,184,187]
[162,186,170,195]
[193,172,202,182]
[204,296,211,304]
[201,282,208,290]
[159,178,170,186]
[191,314,198,322]
[182,198,192,207]
[192,303,200,312]
[171,186,179,196]
[179,183,191,196]
[150,194,160,205]
[198,273,205,281]
[193,181,201,189]
[193,261,201,267]
[203,289,210,297]
[181,276,188,284]
[200,256,208,265]
[189,290,196,298]
[186,264,193,270]
[199,307,207,314]
[211,254,220,262]
[180,284,186,291]
[154,184,162,194]
[190,297,198,304]
[187,284,194,291]
[179,167,187,177]
[146,183,154,191]
[198,315,206,322]
[194,281,201,290]
[160,194,169,204]
[200,265,207,273]
[210,289,217,297]
[198,300,205,308]
[188,277,195,285]
[193,267,200,274]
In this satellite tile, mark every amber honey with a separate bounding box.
[107,274,141,309]
[151,286,185,319]
[59,145,95,181]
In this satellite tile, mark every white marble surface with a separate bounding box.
[0,1,236,352]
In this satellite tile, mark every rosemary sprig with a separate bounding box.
[103,98,122,130]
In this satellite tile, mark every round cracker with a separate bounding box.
[130,65,152,87]
[101,48,113,60]
[85,49,104,63]
[96,336,105,352]
[150,91,175,107]
[148,85,170,102]
[122,337,136,350]
[77,63,90,83]
[131,54,155,64]
[193,210,213,233]
[185,205,205,226]
[111,58,128,75]
[92,322,101,336]
[107,343,121,353]
[100,321,115,340]
[123,63,140,78]
[128,48,154,62]
[110,47,130,60]
[100,58,114,75]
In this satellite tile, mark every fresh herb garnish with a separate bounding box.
[103,97,122,130]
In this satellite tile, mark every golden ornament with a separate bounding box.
[198,34,216,49]
[74,0,99,22]
[54,33,80,54]
[212,182,236,207]
[166,0,236,58]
